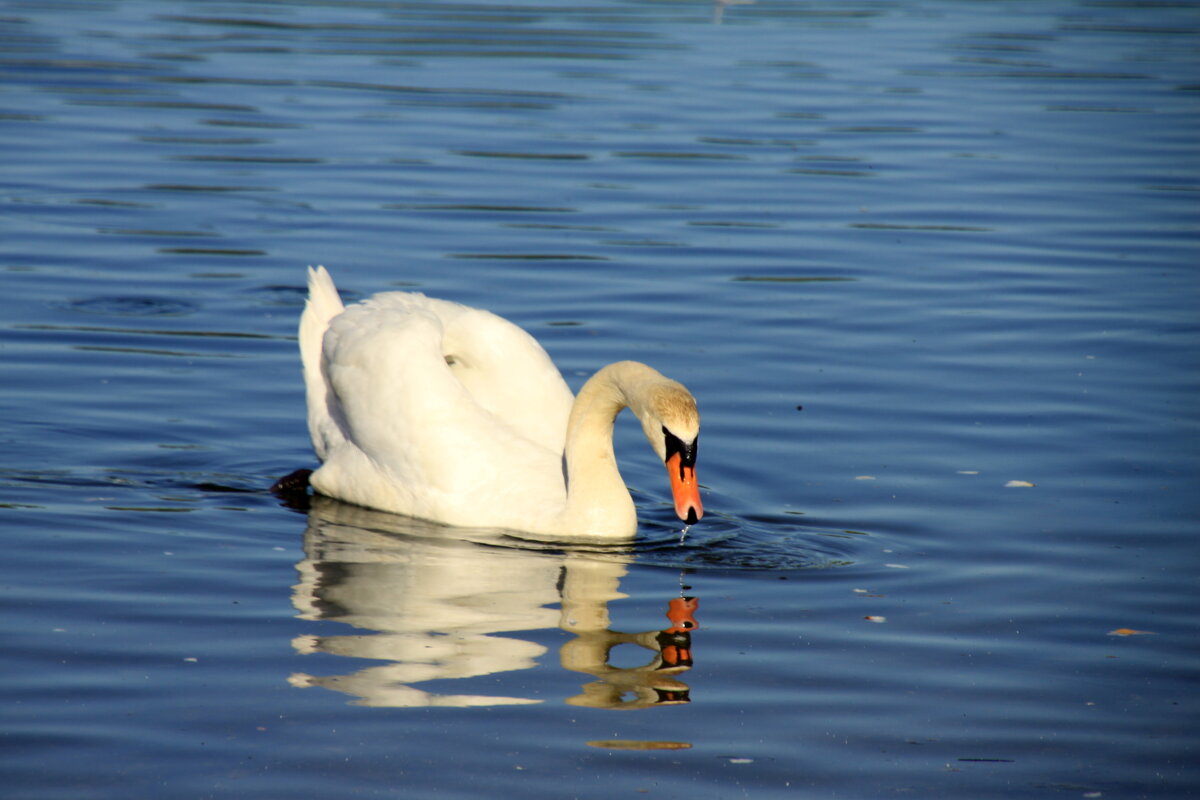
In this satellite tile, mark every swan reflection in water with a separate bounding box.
[288,496,699,709]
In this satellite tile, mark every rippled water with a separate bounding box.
[3,1,1198,798]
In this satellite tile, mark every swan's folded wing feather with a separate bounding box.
[364,293,574,455]
[314,301,567,527]
[440,305,573,454]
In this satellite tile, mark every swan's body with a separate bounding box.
[296,266,702,537]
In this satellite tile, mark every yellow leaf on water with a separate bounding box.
[1005,480,1035,488]
[587,740,692,751]
[1107,628,1155,636]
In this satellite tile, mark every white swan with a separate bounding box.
[294,266,702,538]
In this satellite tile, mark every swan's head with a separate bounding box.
[640,384,703,526]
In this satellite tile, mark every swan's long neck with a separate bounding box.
[561,361,667,536]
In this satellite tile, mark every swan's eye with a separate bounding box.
[662,425,698,472]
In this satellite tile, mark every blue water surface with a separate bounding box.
[2,1,1198,798]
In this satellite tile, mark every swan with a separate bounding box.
[292,266,703,538]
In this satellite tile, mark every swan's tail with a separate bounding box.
[301,266,344,345]
[300,265,346,460]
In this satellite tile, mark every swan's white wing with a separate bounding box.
[403,296,573,455]
[311,296,569,529]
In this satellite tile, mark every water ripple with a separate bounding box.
[632,515,861,572]
[63,296,199,317]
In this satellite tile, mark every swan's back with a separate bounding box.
[365,290,573,455]
[299,267,575,527]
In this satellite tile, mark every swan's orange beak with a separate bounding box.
[666,452,703,525]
